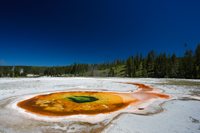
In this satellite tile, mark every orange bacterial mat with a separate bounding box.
[17,83,170,116]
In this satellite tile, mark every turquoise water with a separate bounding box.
[66,96,99,103]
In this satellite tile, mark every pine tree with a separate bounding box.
[91,67,94,77]
[72,62,77,76]
[154,58,159,77]
[168,54,173,78]
[14,67,20,77]
[140,53,143,62]
[171,53,177,77]
[192,62,197,79]
[142,58,147,70]
[158,53,163,77]
[135,51,140,70]
[183,50,194,78]
[142,69,148,77]
[171,53,176,64]
[195,43,200,77]
[178,58,184,78]
[147,52,153,71]
[184,43,188,55]
[131,62,136,77]
[142,58,148,77]
[163,52,168,77]
[126,57,131,77]
[109,67,114,77]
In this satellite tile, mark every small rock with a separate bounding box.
[138,108,144,110]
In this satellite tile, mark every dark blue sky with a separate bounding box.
[0,0,200,66]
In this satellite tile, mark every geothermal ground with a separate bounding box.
[0,77,200,133]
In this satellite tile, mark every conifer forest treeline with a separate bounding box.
[1,43,200,79]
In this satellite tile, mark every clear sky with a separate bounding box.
[0,0,200,66]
